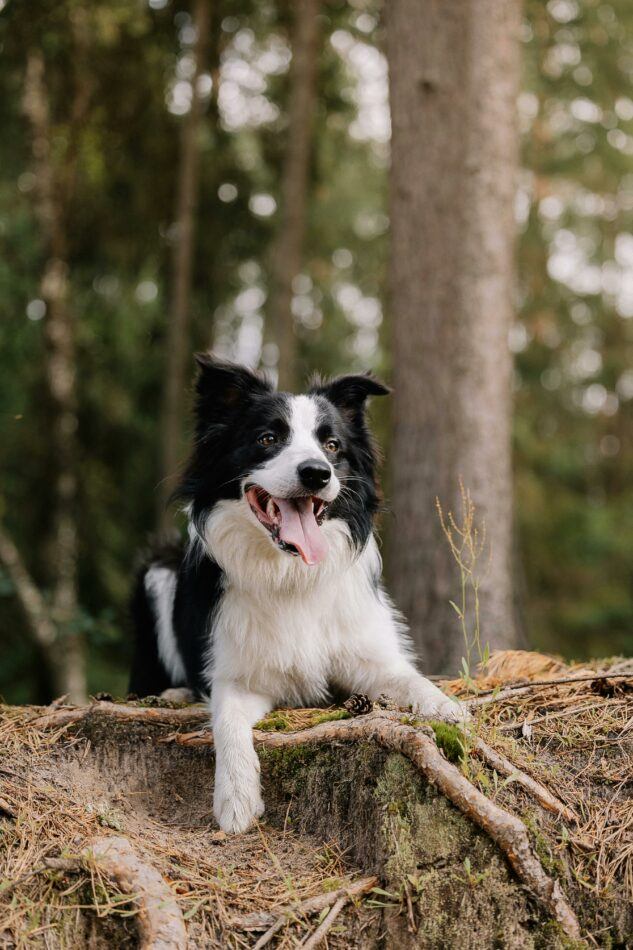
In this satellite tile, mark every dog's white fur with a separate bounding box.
[144,566,187,685]
[151,394,466,834]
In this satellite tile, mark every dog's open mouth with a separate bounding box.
[245,486,329,566]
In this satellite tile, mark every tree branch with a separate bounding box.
[0,523,63,692]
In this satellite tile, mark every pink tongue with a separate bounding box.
[275,497,329,566]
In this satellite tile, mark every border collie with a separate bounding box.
[130,356,466,833]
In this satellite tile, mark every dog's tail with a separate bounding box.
[128,541,185,698]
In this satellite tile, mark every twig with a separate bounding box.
[497,701,607,733]
[233,875,378,932]
[301,895,347,949]
[473,738,578,823]
[467,672,633,707]
[252,915,287,949]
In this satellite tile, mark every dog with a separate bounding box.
[130,355,466,834]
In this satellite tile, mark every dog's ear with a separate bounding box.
[312,373,390,415]
[194,354,272,418]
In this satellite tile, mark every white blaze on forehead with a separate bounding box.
[246,393,340,502]
[287,395,326,459]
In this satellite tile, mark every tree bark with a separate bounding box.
[386,0,521,673]
[158,0,211,531]
[22,46,87,702]
[267,0,321,393]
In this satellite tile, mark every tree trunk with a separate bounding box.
[267,0,320,394]
[386,0,521,673]
[0,525,65,695]
[22,48,86,702]
[158,0,211,531]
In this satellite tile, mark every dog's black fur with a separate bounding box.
[129,357,389,699]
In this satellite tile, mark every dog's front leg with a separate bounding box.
[211,680,273,834]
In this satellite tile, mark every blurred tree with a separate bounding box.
[386,0,522,673]
[158,0,211,529]
[0,0,630,704]
[515,0,633,658]
[267,0,321,392]
[0,13,97,702]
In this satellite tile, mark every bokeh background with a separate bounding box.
[0,0,631,703]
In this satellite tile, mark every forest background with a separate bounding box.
[0,0,631,703]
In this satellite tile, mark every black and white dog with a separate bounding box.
[130,356,465,833]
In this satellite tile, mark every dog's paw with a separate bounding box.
[160,687,197,704]
[213,782,265,834]
[412,690,471,726]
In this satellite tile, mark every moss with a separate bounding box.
[310,709,350,726]
[255,713,291,732]
[255,708,350,732]
[258,742,324,781]
[429,721,467,764]
[524,813,566,877]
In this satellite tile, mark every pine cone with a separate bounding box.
[376,694,398,711]
[344,693,373,716]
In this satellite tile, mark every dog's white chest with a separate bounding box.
[209,536,388,705]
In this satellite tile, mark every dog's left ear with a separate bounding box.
[312,373,391,414]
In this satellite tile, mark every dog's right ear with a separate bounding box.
[194,354,272,419]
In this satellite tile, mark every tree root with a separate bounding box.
[30,700,209,730]
[48,835,187,950]
[33,703,582,939]
[473,738,578,823]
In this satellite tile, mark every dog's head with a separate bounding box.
[177,355,389,566]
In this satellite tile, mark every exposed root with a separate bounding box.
[30,700,209,730]
[31,702,582,936]
[81,835,187,950]
[473,738,578,823]
[40,837,188,949]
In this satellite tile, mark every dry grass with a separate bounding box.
[1,650,632,946]
[445,650,633,915]
[0,707,362,949]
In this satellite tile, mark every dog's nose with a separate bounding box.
[297,459,331,492]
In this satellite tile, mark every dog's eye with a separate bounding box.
[258,432,277,447]
[324,438,340,453]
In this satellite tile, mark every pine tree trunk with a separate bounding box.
[386,0,522,673]
[22,48,86,702]
[158,0,211,531]
[268,0,320,394]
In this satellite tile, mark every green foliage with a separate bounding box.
[0,0,631,702]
